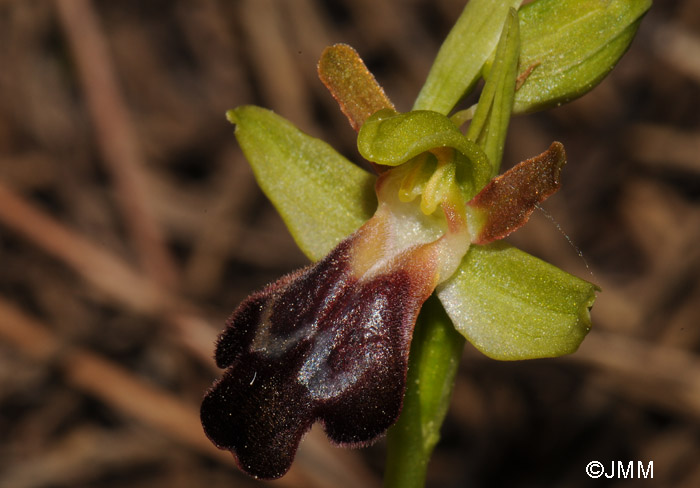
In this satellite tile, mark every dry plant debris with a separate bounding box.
[0,0,699,487]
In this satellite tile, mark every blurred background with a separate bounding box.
[1,0,699,487]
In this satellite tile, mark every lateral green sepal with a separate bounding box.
[227,106,376,262]
[437,242,598,360]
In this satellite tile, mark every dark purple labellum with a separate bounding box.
[201,233,429,479]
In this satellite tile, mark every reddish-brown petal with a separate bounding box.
[318,44,395,132]
[467,142,566,244]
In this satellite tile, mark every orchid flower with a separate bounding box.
[200,0,650,483]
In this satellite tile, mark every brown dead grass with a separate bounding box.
[1,1,698,487]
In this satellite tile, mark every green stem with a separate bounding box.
[383,295,465,488]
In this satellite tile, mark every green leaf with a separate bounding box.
[227,106,376,262]
[357,109,491,199]
[413,0,521,115]
[514,0,652,113]
[466,7,520,174]
[437,242,597,360]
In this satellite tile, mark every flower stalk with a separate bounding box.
[201,0,651,484]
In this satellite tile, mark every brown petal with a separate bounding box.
[318,44,395,132]
[468,142,566,244]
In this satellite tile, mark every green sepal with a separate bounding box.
[413,0,522,115]
[227,106,376,262]
[437,242,597,360]
[357,109,491,200]
[514,0,652,113]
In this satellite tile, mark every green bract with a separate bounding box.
[466,7,519,175]
[413,0,521,115]
[515,0,652,113]
[413,0,651,117]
